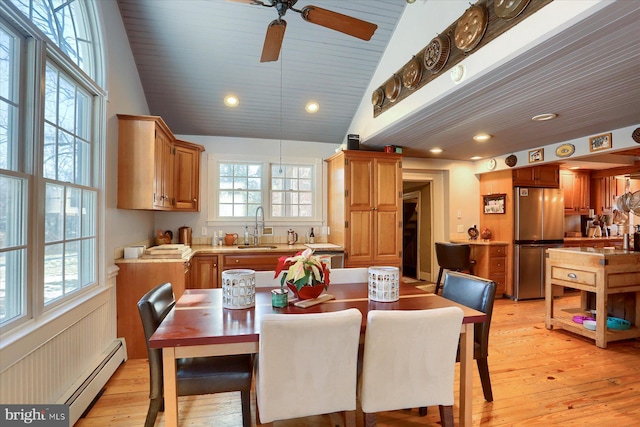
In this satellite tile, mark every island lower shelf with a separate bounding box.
[548,307,640,343]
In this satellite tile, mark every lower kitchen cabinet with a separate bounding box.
[469,243,507,298]
[190,254,219,288]
[116,261,189,359]
[221,251,297,272]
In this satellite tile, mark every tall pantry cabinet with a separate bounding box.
[326,150,402,268]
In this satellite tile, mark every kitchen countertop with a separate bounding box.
[115,243,343,264]
[547,246,636,255]
[563,236,624,242]
[449,239,509,245]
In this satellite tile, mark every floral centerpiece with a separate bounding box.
[274,248,331,300]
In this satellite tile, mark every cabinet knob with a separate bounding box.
[193,198,197,202]
[235,259,239,263]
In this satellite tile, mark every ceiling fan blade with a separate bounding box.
[261,19,286,62]
[300,6,377,41]
[226,0,265,4]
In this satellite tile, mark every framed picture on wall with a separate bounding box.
[528,148,544,163]
[589,133,612,152]
[483,194,506,214]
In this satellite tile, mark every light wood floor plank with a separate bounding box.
[76,295,640,426]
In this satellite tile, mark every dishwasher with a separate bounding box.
[304,243,344,269]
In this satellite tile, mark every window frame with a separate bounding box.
[207,153,323,224]
[0,0,106,335]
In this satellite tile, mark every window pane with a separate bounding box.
[76,139,90,186]
[0,249,26,325]
[45,65,58,123]
[65,240,79,293]
[81,238,95,286]
[0,25,19,172]
[43,123,57,179]
[57,130,74,183]
[58,76,75,131]
[45,183,64,243]
[81,189,96,237]
[0,175,26,248]
[44,243,64,303]
[219,164,233,176]
[65,187,81,240]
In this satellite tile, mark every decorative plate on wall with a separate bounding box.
[494,0,531,20]
[505,154,518,167]
[555,143,575,158]
[454,4,488,52]
[632,127,640,143]
[401,57,423,90]
[384,75,402,103]
[424,34,451,74]
[371,87,384,107]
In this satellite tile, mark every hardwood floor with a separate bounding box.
[77,295,640,426]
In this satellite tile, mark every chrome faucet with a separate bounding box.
[254,206,264,246]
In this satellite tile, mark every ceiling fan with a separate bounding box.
[229,0,378,62]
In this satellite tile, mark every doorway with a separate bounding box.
[402,182,432,281]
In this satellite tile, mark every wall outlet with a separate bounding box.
[321,226,328,235]
[201,227,207,236]
[457,224,464,233]
[457,210,462,219]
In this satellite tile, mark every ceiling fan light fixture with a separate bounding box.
[305,101,319,113]
[473,133,491,142]
[430,148,443,154]
[224,95,239,107]
[531,113,557,122]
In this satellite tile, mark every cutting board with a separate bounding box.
[143,244,191,259]
[293,294,335,308]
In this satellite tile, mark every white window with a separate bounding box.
[1,1,104,330]
[271,164,313,217]
[218,162,263,217]
[211,156,320,222]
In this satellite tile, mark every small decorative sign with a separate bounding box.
[589,133,612,152]
[528,148,544,163]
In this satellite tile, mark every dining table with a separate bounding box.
[149,281,487,427]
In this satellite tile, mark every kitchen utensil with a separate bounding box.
[287,229,298,245]
[178,226,192,246]
[224,233,238,246]
[454,4,488,52]
[607,317,631,330]
[384,75,401,103]
[401,56,422,90]
[505,154,517,167]
[423,34,450,73]
[494,0,531,20]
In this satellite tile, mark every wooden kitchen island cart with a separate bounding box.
[545,247,640,348]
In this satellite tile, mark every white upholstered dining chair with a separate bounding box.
[255,308,362,426]
[359,307,464,427]
[327,267,368,284]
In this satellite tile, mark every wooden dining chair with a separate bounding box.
[359,307,464,427]
[434,242,476,295]
[137,283,253,427]
[255,308,362,426]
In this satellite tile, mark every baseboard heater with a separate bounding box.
[58,339,127,425]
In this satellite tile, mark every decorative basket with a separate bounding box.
[221,269,256,309]
[368,266,400,302]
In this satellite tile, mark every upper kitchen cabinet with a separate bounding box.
[173,140,205,211]
[560,169,590,214]
[117,115,204,211]
[512,164,559,188]
[326,150,402,268]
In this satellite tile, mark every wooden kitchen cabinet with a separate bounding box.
[117,114,204,211]
[220,251,296,271]
[190,254,219,288]
[173,139,205,211]
[326,150,402,268]
[560,169,590,214]
[591,176,615,215]
[512,164,559,188]
[116,260,189,358]
[469,243,507,298]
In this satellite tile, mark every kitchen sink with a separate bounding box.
[237,245,278,249]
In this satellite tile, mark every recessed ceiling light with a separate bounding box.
[473,133,492,142]
[430,148,443,154]
[531,113,557,121]
[224,95,239,107]
[470,156,482,160]
[569,166,581,170]
[305,101,319,113]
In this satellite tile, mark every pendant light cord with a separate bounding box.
[279,51,283,174]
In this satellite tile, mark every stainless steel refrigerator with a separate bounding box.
[514,187,564,300]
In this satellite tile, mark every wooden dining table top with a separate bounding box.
[149,281,487,349]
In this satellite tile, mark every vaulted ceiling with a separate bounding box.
[117,0,640,169]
